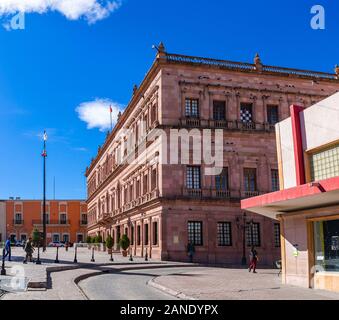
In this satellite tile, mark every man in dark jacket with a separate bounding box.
[23,238,34,264]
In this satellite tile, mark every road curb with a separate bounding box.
[147,278,196,300]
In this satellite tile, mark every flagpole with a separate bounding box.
[110,105,113,132]
[43,131,47,252]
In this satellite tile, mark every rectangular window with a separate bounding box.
[137,225,141,246]
[144,224,149,245]
[213,101,226,120]
[136,180,140,198]
[59,213,67,225]
[314,219,339,272]
[81,214,87,225]
[53,234,60,243]
[153,221,158,246]
[124,187,128,204]
[217,222,232,246]
[246,222,261,247]
[131,225,134,246]
[188,221,203,246]
[267,105,279,125]
[143,175,148,195]
[310,144,339,181]
[185,98,199,118]
[62,234,69,243]
[240,103,253,123]
[215,168,229,191]
[244,168,257,192]
[186,166,201,189]
[271,169,280,192]
[15,213,22,224]
[274,223,281,247]
[151,169,157,191]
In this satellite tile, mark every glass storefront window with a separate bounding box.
[314,219,339,272]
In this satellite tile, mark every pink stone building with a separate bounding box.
[86,43,339,265]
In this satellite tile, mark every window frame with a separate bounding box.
[186,166,201,190]
[185,98,200,118]
[245,222,261,247]
[217,222,232,247]
[188,221,203,246]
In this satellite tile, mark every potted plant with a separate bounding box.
[106,235,114,261]
[119,234,130,257]
[86,236,92,249]
[32,228,42,247]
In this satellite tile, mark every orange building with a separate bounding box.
[5,199,88,244]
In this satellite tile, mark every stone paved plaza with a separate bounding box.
[1,247,339,300]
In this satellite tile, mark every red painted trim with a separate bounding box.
[241,176,339,210]
[290,105,306,186]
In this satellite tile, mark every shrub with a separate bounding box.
[119,234,130,251]
[106,235,113,249]
[86,236,92,244]
[32,228,42,247]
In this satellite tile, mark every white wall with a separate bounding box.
[301,92,339,151]
[276,92,339,190]
[276,118,296,189]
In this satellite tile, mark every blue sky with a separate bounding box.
[0,0,338,200]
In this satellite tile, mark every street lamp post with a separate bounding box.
[241,212,247,265]
[42,131,48,252]
[250,219,255,250]
[1,248,6,276]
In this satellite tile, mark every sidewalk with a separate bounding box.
[149,267,339,300]
[0,247,168,290]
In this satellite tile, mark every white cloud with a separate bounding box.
[76,98,124,132]
[0,0,122,24]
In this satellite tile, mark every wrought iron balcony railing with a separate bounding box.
[32,220,71,226]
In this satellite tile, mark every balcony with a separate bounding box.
[179,118,274,132]
[32,220,71,226]
[13,219,24,226]
[182,188,231,200]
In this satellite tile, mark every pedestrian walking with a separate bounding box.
[65,242,69,252]
[3,237,11,261]
[248,247,258,273]
[23,237,34,264]
[187,241,195,263]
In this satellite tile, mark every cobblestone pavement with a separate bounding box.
[151,267,339,300]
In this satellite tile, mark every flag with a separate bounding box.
[109,105,112,113]
[43,131,48,141]
[41,150,47,158]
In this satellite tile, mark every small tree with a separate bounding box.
[96,235,103,244]
[106,235,113,250]
[91,237,96,244]
[86,236,92,244]
[32,228,42,247]
[119,234,130,256]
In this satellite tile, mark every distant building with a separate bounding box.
[5,200,87,244]
[86,43,339,265]
[242,93,339,292]
[0,201,6,242]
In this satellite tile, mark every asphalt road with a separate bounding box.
[78,267,195,300]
